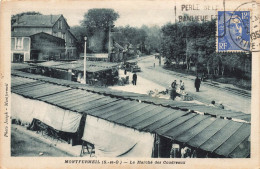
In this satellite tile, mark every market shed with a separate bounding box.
[11,75,250,158]
[11,63,36,70]
[11,69,251,123]
[28,61,120,85]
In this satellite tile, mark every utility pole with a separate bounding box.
[83,36,87,84]
[108,22,111,62]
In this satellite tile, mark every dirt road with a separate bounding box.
[136,55,251,114]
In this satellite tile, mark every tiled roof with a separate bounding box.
[12,15,61,27]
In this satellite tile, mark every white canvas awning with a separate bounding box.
[82,115,155,157]
[11,93,82,133]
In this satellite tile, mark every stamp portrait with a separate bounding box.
[217,11,250,51]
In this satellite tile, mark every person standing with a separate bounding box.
[179,80,185,94]
[195,76,201,92]
[170,80,179,100]
[171,80,177,89]
[133,73,137,85]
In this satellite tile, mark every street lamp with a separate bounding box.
[83,36,87,84]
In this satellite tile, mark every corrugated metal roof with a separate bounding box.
[176,116,216,143]
[33,60,119,73]
[11,76,251,157]
[80,53,108,58]
[214,123,250,157]
[34,61,67,67]
[11,63,36,70]
[11,70,251,123]
[12,70,251,122]
[162,114,209,139]
[228,136,250,158]
[187,118,230,148]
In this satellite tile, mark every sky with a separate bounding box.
[10,0,224,28]
[11,1,177,27]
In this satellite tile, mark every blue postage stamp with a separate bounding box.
[217,11,250,51]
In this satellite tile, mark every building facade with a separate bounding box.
[11,32,65,62]
[12,14,78,60]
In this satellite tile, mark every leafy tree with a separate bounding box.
[70,26,88,53]
[141,25,161,53]
[81,9,119,52]
[81,8,119,32]
[161,23,186,67]
[115,26,147,54]
[160,19,219,74]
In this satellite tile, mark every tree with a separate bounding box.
[115,26,147,55]
[141,25,161,53]
[161,23,186,68]
[81,9,119,52]
[70,26,88,53]
[81,9,119,31]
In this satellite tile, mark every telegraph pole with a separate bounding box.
[108,22,111,61]
[83,36,87,84]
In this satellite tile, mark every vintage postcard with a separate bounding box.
[0,0,259,168]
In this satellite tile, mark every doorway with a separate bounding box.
[13,53,24,63]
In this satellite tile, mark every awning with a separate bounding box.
[82,115,154,157]
[12,93,82,133]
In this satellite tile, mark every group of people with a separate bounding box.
[171,80,185,93]
[124,69,138,86]
[171,76,202,97]
[170,79,185,100]
[170,75,204,100]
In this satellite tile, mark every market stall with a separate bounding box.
[11,75,251,158]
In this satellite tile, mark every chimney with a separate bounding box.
[17,15,20,24]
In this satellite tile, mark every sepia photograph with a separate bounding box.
[1,0,260,168]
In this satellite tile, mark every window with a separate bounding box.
[58,20,62,29]
[58,32,62,38]
[15,37,23,50]
[53,32,58,37]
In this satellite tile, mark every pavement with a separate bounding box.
[119,55,251,114]
[109,69,167,97]
[11,124,83,157]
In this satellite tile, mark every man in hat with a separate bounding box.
[132,73,137,85]
[194,76,201,92]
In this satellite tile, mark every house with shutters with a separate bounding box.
[11,14,78,62]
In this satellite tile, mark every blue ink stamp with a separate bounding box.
[217,11,250,51]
